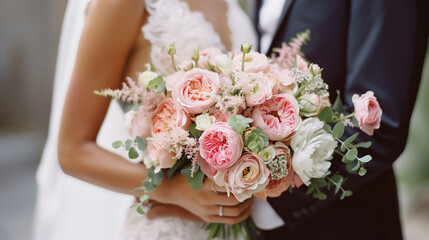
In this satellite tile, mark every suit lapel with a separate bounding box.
[267,0,295,53]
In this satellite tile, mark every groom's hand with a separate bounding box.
[153,175,253,225]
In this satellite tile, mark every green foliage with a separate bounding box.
[128,147,139,159]
[125,139,133,150]
[181,165,205,190]
[245,127,269,153]
[345,148,358,161]
[167,156,187,179]
[356,141,372,148]
[332,90,345,114]
[318,106,335,122]
[135,136,147,151]
[112,141,123,149]
[188,123,202,139]
[228,115,253,134]
[148,76,165,93]
[332,122,345,139]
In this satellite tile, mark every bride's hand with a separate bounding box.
[152,175,253,225]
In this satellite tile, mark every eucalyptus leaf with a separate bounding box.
[128,147,139,159]
[359,155,372,163]
[306,184,316,195]
[112,141,123,149]
[322,123,332,133]
[135,136,147,151]
[318,107,335,122]
[139,194,150,204]
[125,139,133,151]
[143,180,154,193]
[181,165,205,190]
[342,154,352,163]
[228,115,253,134]
[318,193,327,200]
[167,158,186,179]
[136,204,145,214]
[351,116,359,127]
[356,141,372,148]
[358,167,367,176]
[345,148,358,161]
[344,132,359,146]
[148,171,163,187]
[351,160,361,171]
[332,122,345,139]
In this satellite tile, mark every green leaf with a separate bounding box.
[207,223,220,240]
[318,107,335,122]
[340,190,353,200]
[306,184,316,195]
[351,116,359,127]
[345,148,358,161]
[181,165,205,190]
[358,167,367,176]
[322,123,332,133]
[345,160,359,173]
[142,180,154,193]
[148,76,165,93]
[148,171,163,187]
[188,123,202,139]
[340,143,346,152]
[332,90,345,114]
[343,132,359,146]
[128,147,139,159]
[136,204,145,215]
[228,115,253,134]
[245,127,269,153]
[125,139,133,151]
[112,141,123,149]
[139,194,150,204]
[356,141,372,148]
[351,160,361,171]
[359,155,372,163]
[167,158,186,179]
[318,193,327,200]
[135,136,147,151]
[332,122,345,139]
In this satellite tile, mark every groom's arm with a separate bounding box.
[272,0,429,225]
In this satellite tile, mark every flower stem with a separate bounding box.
[294,74,314,98]
[171,55,177,72]
[327,112,355,123]
[241,52,246,71]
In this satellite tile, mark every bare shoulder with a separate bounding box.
[85,0,145,21]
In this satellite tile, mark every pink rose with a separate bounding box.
[146,140,176,172]
[196,153,217,179]
[172,68,220,114]
[252,94,302,141]
[240,72,273,107]
[198,47,223,69]
[199,122,243,170]
[233,52,269,73]
[151,98,190,136]
[131,108,153,139]
[164,70,185,92]
[352,91,382,136]
[214,152,270,202]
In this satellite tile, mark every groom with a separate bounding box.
[147,0,428,239]
[255,0,429,239]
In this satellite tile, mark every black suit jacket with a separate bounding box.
[253,0,429,239]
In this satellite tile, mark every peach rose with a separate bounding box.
[198,47,223,69]
[214,152,270,202]
[146,140,176,172]
[252,94,302,141]
[209,108,231,123]
[233,52,269,73]
[199,122,243,170]
[151,98,190,136]
[241,72,273,107]
[164,70,185,91]
[172,68,220,114]
[352,91,382,136]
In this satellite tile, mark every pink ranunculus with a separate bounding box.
[198,47,223,69]
[243,72,273,107]
[164,70,185,92]
[199,122,243,170]
[151,98,191,136]
[146,140,176,172]
[352,91,382,136]
[172,68,220,114]
[252,94,302,141]
[214,152,270,202]
[209,108,231,123]
[233,52,269,73]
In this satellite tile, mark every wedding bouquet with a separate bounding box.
[96,30,382,239]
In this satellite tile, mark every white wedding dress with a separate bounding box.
[33,0,257,239]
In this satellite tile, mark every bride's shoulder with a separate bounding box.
[85,0,145,17]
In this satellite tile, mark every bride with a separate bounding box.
[33,0,259,239]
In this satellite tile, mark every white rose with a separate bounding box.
[195,113,216,131]
[138,71,158,88]
[290,118,337,186]
[215,54,233,75]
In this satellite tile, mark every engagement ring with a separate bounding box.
[219,205,224,217]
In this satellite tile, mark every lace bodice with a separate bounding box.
[142,0,257,74]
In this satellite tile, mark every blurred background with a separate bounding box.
[0,0,428,239]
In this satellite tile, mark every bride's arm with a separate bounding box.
[58,0,147,196]
[57,0,252,225]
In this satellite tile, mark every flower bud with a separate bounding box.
[240,43,253,54]
[195,112,216,131]
[167,43,176,55]
[191,48,199,62]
